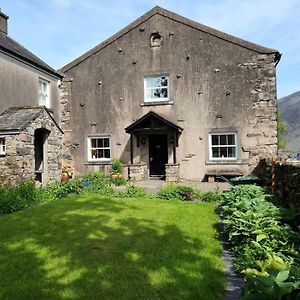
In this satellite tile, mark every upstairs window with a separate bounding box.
[87,136,111,162]
[38,79,50,107]
[144,75,169,102]
[209,133,237,160]
[0,138,6,155]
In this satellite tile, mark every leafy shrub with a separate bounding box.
[158,184,198,201]
[111,176,126,186]
[201,191,221,202]
[242,255,300,300]
[111,158,123,174]
[82,171,111,192]
[41,179,85,201]
[120,183,148,198]
[0,180,40,215]
[158,184,219,202]
[220,185,300,269]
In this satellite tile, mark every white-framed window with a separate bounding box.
[38,79,50,107]
[87,136,111,162]
[144,75,169,102]
[209,133,237,160]
[0,138,6,155]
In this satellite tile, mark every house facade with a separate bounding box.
[60,6,280,181]
[58,7,280,181]
[0,11,63,185]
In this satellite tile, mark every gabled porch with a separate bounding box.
[125,111,183,181]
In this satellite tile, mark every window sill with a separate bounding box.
[84,161,111,165]
[205,160,247,165]
[141,101,173,106]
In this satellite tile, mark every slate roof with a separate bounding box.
[0,106,63,134]
[60,6,280,73]
[0,31,62,78]
[125,111,183,133]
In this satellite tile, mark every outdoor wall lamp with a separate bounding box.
[141,137,146,145]
[169,136,174,144]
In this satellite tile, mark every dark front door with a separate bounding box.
[149,134,168,176]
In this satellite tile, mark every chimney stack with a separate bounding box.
[0,10,8,35]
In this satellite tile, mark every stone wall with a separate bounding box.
[165,164,180,182]
[254,157,300,211]
[128,163,147,181]
[59,78,74,169]
[239,53,278,171]
[0,110,63,185]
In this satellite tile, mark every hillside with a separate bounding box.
[278,91,300,151]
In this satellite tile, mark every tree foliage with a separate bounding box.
[278,111,288,150]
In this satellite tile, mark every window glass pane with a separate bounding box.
[159,76,168,87]
[220,147,227,157]
[98,138,103,148]
[146,89,152,99]
[154,88,167,98]
[211,135,218,146]
[220,135,227,145]
[103,138,110,147]
[228,147,236,157]
[146,76,168,88]
[104,149,110,158]
[212,147,219,157]
[228,134,235,145]
[91,139,97,148]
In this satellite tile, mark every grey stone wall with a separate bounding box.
[165,164,180,182]
[60,79,74,169]
[239,53,278,171]
[128,163,147,181]
[0,110,62,185]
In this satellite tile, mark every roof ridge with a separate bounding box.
[59,6,279,73]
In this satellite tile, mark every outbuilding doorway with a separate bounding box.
[34,128,49,184]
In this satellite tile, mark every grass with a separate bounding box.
[0,193,224,300]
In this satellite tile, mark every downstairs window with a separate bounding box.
[209,133,237,160]
[87,136,111,162]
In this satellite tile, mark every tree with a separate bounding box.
[278,111,288,150]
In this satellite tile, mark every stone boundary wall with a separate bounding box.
[254,157,300,211]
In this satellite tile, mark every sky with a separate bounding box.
[1,0,300,98]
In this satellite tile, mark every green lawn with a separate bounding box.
[0,193,224,300]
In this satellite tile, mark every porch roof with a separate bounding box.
[125,111,183,134]
[0,106,63,135]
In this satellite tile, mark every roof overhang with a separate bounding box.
[125,111,183,134]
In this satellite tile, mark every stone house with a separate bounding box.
[59,6,281,181]
[0,11,63,185]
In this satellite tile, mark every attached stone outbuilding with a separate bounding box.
[0,107,63,185]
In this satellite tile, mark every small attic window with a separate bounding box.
[150,32,162,47]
